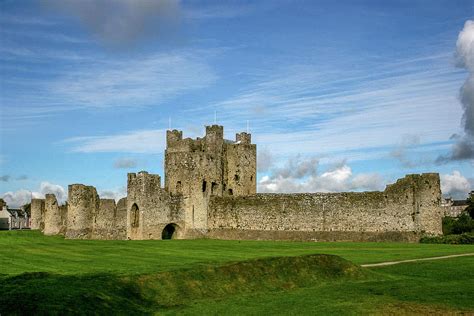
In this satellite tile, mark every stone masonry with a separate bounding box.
[34,125,444,242]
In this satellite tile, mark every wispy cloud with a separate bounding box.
[113,157,138,169]
[1,50,218,125]
[42,0,181,47]
[63,129,166,153]
[190,52,465,163]
[51,53,217,108]
[0,175,10,182]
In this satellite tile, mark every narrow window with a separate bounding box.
[228,189,233,195]
[211,182,218,194]
[176,181,182,193]
[202,180,207,193]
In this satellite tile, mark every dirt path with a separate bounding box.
[361,253,474,268]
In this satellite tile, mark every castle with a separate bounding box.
[30,125,444,242]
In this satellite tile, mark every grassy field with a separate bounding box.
[1,230,473,315]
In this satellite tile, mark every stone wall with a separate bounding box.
[30,198,45,230]
[114,197,127,239]
[43,194,65,235]
[207,173,443,242]
[127,171,184,240]
[66,184,99,239]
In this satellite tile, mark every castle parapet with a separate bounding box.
[128,171,162,197]
[166,129,183,147]
[236,132,251,144]
[205,125,224,144]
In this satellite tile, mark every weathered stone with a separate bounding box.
[30,198,45,230]
[66,184,99,239]
[43,194,64,235]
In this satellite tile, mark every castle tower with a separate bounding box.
[43,194,63,235]
[164,125,256,236]
[66,184,99,239]
[30,198,45,230]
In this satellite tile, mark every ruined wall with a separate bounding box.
[43,194,65,235]
[66,184,99,239]
[127,171,183,240]
[114,197,127,239]
[91,199,116,239]
[208,174,443,242]
[30,198,45,230]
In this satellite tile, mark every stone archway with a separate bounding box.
[162,223,178,240]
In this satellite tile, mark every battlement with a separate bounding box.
[128,171,162,196]
[205,124,224,139]
[384,173,441,196]
[236,132,251,144]
[166,129,183,147]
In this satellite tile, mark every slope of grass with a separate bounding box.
[1,230,473,276]
[1,254,366,315]
[165,256,474,315]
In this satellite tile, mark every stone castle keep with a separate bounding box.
[30,125,444,242]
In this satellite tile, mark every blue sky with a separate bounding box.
[1,0,473,207]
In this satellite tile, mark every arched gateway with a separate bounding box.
[162,223,178,240]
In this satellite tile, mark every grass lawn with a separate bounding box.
[1,230,473,315]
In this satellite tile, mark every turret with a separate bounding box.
[236,132,251,144]
[205,125,224,147]
[166,129,183,147]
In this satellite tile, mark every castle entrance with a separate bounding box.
[162,223,178,240]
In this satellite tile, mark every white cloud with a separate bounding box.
[1,181,67,208]
[63,129,166,153]
[98,187,127,201]
[456,20,474,71]
[258,157,384,193]
[441,170,471,199]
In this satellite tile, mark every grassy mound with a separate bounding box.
[0,254,364,315]
[136,254,364,306]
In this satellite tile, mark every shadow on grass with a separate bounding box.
[0,254,367,315]
[0,272,159,315]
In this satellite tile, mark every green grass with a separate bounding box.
[1,230,473,275]
[171,256,474,315]
[1,230,473,315]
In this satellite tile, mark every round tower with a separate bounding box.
[43,194,62,235]
[66,184,99,239]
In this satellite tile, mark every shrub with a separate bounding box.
[442,213,474,235]
[420,233,474,244]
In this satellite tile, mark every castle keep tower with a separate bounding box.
[165,125,256,235]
